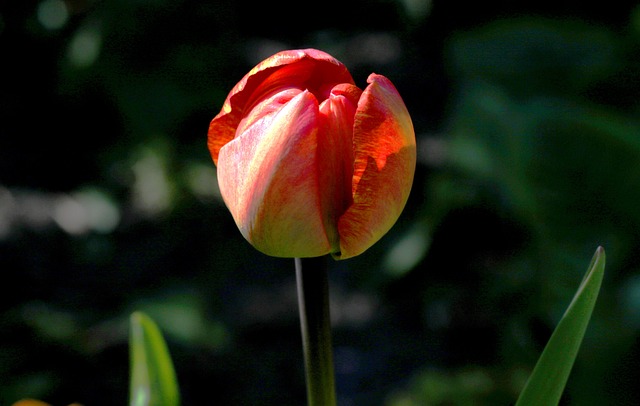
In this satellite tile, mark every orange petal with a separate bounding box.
[317,83,361,252]
[336,74,416,259]
[208,49,354,165]
[12,401,51,406]
[217,90,332,257]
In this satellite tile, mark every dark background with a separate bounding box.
[2,1,640,405]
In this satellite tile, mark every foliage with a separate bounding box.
[129,312,180,406]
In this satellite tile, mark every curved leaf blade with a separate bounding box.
[129,311,181,406]
[515,246,606,406]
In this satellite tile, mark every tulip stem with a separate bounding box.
[295,256,337,406]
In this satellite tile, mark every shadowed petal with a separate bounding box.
[317,83,361,253]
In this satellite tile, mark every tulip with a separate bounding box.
[12,401,82,406]
[208,48,416,259]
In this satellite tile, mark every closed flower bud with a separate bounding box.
[208,49,416,259]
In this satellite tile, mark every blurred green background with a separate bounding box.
[2,1,640,405]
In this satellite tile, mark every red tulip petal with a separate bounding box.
[317,83,362,252]
[208,49,354,164]
[217,90,332,257]
[336,74,416,259]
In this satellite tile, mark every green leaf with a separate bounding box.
[129,311,181,406]
[515,246,606,406]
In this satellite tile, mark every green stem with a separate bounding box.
[295,256,337,406]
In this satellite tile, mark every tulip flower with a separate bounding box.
[208,48,416,259]
[12,401,82,406]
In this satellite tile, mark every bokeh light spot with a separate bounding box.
[37,0,68,30]
[384,225,430,276]
[68,25,102,68]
